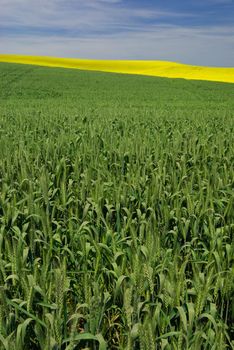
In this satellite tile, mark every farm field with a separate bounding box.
[0,62,234,349]
[1,55,234,84]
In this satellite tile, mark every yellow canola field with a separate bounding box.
[0,54,234,83]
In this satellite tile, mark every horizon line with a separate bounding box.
[0,54,234,83]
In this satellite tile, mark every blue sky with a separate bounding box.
[0,0,234,66]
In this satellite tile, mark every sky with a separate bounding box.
[0,0,234,66]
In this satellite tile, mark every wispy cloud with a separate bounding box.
[0,0,196,32]
[0,0,233,66]
[1,24,234,66]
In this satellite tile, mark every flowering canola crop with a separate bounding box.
[0,54,234,83]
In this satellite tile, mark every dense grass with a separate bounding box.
[0,62,233,349]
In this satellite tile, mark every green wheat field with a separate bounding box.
[0,62,233,349]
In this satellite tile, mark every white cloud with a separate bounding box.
[0,0,233,66]
[0,0,195,30]
[1,25,234,66]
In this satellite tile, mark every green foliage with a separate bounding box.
[0,62,233,349]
